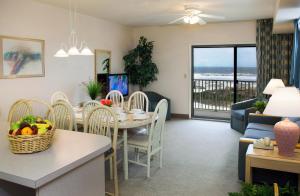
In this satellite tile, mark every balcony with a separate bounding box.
[192,79,256,118]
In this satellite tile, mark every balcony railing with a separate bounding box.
[193,79,257,111]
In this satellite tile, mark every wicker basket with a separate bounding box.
[7,99,56,154]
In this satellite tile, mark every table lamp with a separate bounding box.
[263,79,285,95]
[263,87,300,156]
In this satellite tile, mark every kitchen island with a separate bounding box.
[0,122,110,196]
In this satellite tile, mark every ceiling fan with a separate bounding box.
[168,5,225,25]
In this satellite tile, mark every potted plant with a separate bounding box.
[123,36,158,90]
[228,182,299,196]
[86,80,102,100]
[253,100,268,114]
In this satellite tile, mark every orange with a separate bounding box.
[21,127,33,135]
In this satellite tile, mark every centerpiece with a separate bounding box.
[100,99,112,107]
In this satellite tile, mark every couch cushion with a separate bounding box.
[244,129,275,140]
[247,123,274,132]
[231,110,245,120]
[285,117,300,122]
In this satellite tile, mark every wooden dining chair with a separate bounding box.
[82,100,101,122]
[84,106,119,196]
[127,91,149,112]
[51,100,77,131]
[127,99,168,178]
[51,91,70,105]
[106,90,124,108]
[8,99,32,123]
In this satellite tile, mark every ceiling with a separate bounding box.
[273,0,300,33]
[35,0,276,26]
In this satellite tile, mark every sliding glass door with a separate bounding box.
[192,45,257,119]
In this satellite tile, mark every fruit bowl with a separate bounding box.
[7,100,56,154]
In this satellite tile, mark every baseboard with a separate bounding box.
[171,113,189,119]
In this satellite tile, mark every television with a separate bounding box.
[108,74,129,96]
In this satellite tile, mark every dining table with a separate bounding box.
[74,107,153,180]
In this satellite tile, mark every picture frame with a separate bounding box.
[94,49,111,78]
[0,35,45,79]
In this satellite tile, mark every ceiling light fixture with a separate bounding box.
[190,16,200,24]
[54,0,93,57]
[183,15,200,24]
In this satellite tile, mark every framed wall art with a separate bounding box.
[0,35,45,79]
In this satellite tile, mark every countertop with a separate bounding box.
[0,122,111,189]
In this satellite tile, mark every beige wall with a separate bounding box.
[132,21,256,116]
[0,0,257,119]
[0,0,132,120]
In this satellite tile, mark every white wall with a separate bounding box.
[132,21,256,115]
[0,0,132,120]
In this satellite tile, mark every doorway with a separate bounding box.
[191,45,257,119]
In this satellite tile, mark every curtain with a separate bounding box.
[290,19,300,88]
[256,19,293,96]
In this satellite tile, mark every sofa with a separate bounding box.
[231,98,257,134]
[238,114,299,187]
[144,91,171,120]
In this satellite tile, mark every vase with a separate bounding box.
[273,118,300,156]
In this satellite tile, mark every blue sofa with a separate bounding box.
[231,98,257,134]
[238,114,299,187]
[144,91,171,120]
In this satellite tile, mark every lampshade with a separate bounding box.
[263,87,300,117]
[80,46,94,56]
[54,49,69,57]
[263,79,285,95]
[68,46,80,55]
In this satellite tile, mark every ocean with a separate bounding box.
[194,66,256,81]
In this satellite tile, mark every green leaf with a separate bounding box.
[123,36,158,89]
[86,80,102,100]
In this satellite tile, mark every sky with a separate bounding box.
[194,47,256,67]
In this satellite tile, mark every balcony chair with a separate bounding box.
[230,98,257,133]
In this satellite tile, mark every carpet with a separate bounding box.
[109,119,242,196]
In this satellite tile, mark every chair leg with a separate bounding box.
[159,149,163,168]
[113,155,119,196]
[109,157,113,180]
[147,154,151,178]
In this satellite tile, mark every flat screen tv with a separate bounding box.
[108,74,129,96]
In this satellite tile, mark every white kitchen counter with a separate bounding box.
[0,122,110,196]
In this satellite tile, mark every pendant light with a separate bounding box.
[54,0,93,57]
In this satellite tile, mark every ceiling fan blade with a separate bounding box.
[198,14,225,20]
[168,16,186,24]
[198,17,207,25]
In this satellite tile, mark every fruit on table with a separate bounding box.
[38,128,47,135]
[9,115,53,136]
[21,127,33,135]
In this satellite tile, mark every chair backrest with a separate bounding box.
[106,90,124,108]
[127,91,149,112]
[51,100,75,131]
[84,106,118,150]
[148,99,168,150]
[8,99,32,123]
[82,100,101,121]
[51,91,69,105]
